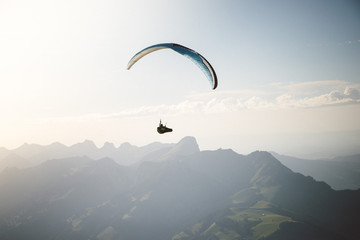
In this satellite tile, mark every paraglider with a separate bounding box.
[127,43,218,134]
[157,120,172,134]
[127,43,217,90]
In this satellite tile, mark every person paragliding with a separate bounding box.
[127,43,218,134]
[157,120,172,134]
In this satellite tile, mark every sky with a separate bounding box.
[0,0,359,158]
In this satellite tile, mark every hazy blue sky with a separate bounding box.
[1,0,359,158]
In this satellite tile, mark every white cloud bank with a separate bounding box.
[104,81,360,117]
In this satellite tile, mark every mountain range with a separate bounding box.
[271,152,360,190]
[0,139,176,171]
[1,138,359,191]
[0,137,359,240]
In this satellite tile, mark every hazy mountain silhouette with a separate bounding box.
[333,153,360,162]
[0,137,359,240]
[0,147,10,159]
[0,139,175,171]
[0,153,30,171]
[272,152,360,190]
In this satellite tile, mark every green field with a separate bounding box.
[229,203,295,239]
[173,199,296,240]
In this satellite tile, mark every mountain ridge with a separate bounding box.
[1,138,360,192]
[0,145,359,239]
[0,138,180,171]
[271,152,360,190]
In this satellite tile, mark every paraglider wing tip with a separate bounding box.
[126,61,134,70]
[212,79,218,90]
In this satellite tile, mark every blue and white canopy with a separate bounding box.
[127,43,217,90]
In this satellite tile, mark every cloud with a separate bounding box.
[105,81,359,117]
[339,39,360,46]
[43,81,360,121]
[199,82,360,111]
[344,87,360,99]
[274,89,359,109]
[110,86,360,116]
[272,80,353,97]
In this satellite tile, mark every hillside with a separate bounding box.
[0,138,359,240]
[272,152,360,190]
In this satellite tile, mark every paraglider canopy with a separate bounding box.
[127,43,217,90]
